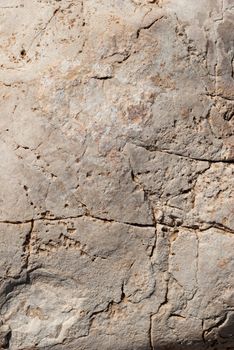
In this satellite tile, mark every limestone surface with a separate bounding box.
[0,0,233,349]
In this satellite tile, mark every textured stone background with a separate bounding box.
[0,0,233,349]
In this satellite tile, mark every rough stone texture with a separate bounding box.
[0,0,233,349]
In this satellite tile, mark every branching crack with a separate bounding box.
[88,282,128,331]
[200,222,234,234]
[202,312,229,343]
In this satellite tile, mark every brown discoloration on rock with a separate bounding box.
[151,73,176,90]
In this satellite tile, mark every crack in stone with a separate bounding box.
[200,222,234,234]
[149,313,154,350]
[28,7,60,51]
[193,232,199,299]
[0,213,155,229]
[202,312,229,344]
[132,142,234,163]
[157,276,169,314]
[21,220,34,270]
[136,15,165,38]
[1,2,233,348]
[91,75,113,80]
[129,156,156,227]
[87,282,129,331]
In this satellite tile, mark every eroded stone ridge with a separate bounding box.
[0,0,233,349]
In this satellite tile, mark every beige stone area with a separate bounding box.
[0,0,233,349]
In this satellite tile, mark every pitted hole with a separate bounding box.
[20,49,26,58]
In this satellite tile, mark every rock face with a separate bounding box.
[0,0,233,349]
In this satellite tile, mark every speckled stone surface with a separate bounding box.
[0,1,233,349]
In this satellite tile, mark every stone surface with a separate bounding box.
[0,0,233,349]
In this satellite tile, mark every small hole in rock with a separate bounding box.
[20,49,26,58]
